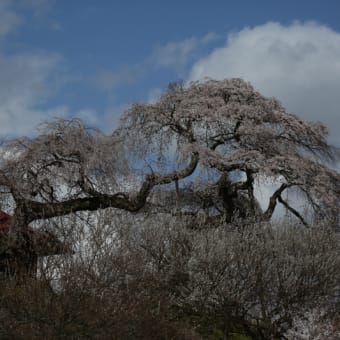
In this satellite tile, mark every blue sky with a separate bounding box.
[1,0,340,147]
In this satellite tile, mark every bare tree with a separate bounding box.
[1,210,338,339]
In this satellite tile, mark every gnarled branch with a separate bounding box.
[18,152,199,223]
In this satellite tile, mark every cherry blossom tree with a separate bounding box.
[0,78,338,278]
[118,78,339,225]
[0,76,339,337]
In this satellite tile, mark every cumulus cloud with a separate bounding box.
[189,22,340,146]
[0,51,68,137]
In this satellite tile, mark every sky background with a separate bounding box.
[1,0,340,148]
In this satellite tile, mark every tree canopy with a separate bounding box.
[0,78,339,338]
[0,78,338,228]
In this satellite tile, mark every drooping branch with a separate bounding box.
[2,78,339,229]
[17,152,199,223]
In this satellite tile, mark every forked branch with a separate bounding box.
[17,152,199,223]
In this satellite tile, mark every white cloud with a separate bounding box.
[75,108,99,127]
[147,87,163,103]
[0,51,68,137]
[90,33,219,92]
[0,0,22,39]
[0,0,61,38]
[151,32,219,73]
[103,102,130,133]
[0,51,101,137]
[189,22,340,146]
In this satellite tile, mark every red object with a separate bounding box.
[0,210,11,231]
[0,210,72,256]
